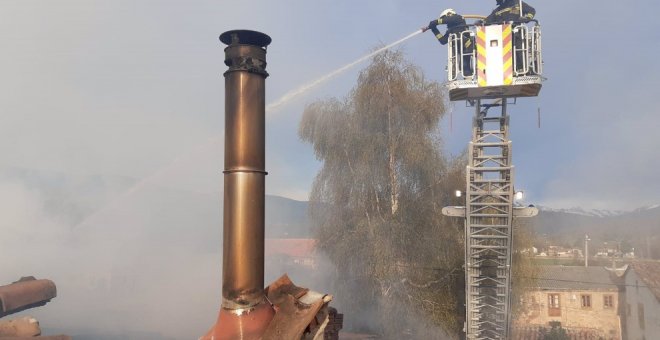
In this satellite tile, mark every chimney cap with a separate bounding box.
[220,30,272,48]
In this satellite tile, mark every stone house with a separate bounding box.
[513,266,622,340]
[621,262,660,340]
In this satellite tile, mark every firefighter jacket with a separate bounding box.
[485,0,535,24]
[429,14,473,52]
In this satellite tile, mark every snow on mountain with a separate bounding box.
[642,204,660,210]
[539,203,660,218]
[538,206,627,218]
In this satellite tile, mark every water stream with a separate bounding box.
[266,29,422,113]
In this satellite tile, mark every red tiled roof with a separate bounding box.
[265,239,317,258]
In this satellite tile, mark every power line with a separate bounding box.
[378,265,660,290]
[518,276,660,290]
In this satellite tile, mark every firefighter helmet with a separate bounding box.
[440,8,456,18]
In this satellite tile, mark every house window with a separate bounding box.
[581,294,592,308]
[548,293,561,316]
[603,295,614,309]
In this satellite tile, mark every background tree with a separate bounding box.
[299,50,465,339]
[511,217,540,317]
[540,321,570,340]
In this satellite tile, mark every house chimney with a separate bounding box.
[201,29,274,340]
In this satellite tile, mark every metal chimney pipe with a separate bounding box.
[221,29,270,311]
[201,29,274,340]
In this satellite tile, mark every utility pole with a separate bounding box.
[584,234,590,267]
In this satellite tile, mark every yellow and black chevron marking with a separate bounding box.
[503,24,513,85]
[476,26,487,87]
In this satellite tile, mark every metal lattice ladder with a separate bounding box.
[442,98,539,339]
[465,99,514,340]
[442,99,538,339]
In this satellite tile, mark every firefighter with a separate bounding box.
[424,9,474,77]
[485,0,536,74]
[485,0,536,24]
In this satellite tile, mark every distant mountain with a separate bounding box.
[535,205,660,235]
[538,204,660,218]
[533,205,660,257]
[265,195,311,238]
[538,206,627,218]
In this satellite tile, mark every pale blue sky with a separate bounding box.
[1,0,658,210]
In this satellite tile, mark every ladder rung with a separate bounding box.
[470,235,509,239]
[474,155,507,159]
[471,167,511,171]
[473,142,508,147]
[467,193,511,197]
[469,203,511,206]
[470,225,510,228]
[472,179,509,183]
[482,117,504,121]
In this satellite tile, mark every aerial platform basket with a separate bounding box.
[445,21,544,101]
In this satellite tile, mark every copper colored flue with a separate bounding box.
[201,30,274,340]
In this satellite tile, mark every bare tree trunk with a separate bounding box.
[386,73,399,215]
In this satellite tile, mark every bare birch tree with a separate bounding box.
[299,50,466,339]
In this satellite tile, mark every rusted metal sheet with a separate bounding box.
[0,317,41,337]
[265,274,309,305]
[0,278,56,317]
[262,275,337,340]
[262,293,323,340]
